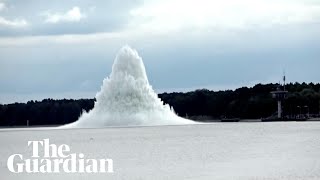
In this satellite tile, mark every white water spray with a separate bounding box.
[64,46,194,128]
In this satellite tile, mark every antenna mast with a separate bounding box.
[283,70,286,91]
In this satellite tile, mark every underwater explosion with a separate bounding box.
[64,46,194,128]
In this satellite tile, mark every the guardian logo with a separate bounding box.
[7,139,113,173]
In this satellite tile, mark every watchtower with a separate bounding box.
[271,75,288,119]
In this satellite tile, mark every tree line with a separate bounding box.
[0,82,319,126]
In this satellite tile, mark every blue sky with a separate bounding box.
[0,0,320,103]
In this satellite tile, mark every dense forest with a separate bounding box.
[0,82,320,126]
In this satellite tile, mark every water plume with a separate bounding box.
[64,46,194,128]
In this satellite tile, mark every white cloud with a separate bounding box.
[0,17,28,27]
[0,2,28,28]
[0,2,6,11]
[44,6,86,24]
[0,0,319,46]
[129,0,320,33]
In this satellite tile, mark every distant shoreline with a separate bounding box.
[1,118,320,129]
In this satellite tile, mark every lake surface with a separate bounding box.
[0,122,319,180]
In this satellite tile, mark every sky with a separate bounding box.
[0,0,320,104]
